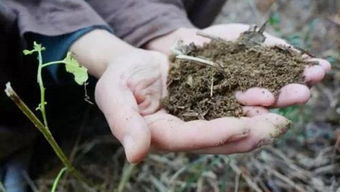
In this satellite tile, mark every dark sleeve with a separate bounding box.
[184,0,227,28]
[3,0,109,36]
[31,26,111,83]
[87,0,195,47]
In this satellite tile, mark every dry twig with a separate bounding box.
[229,160,263,192]
[268,168,305,192]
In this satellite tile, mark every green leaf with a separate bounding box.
[63,52,88,85]
[23,49,35,55]
[23,41,46,55]
[33,41,46,52]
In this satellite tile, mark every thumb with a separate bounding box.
[95,69,151,163]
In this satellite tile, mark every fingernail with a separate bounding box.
[256,138,274,148]
[270,119,291,138]
[235,91,243,98]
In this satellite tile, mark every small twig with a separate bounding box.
[332,134,340,178]
[176,55,225,74]
[210,77,214,97]
[22,171,39,192]
[150,175,167,192]
[234,172,241,192]
[170,156,210,183]
[4,83,91,186]
[83,82,94,105]
[176,55,216,66]
[216,61,225,68]
[60,107,90,189]
[206,178,219,192]
[116,163,135,192]
[229,160,263,192]
[269,168,305,192]
[268,148,311,177]
[258,20,268,34]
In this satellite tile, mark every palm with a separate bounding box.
[95,49,291,163]
[193,24,331,108]
[147,24,330,110]
[97,24,331,163]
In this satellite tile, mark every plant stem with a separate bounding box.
[41,60,65,68]
[116,163,135,192]
[37,50,48,127]
[5,83,92,186]
[51,167,67,192]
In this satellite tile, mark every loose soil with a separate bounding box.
[162,29,314,121]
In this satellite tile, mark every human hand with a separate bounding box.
[145,24,331,112]
[95,48,290,163]
[70,29,290,163]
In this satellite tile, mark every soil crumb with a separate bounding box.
[163,29,313,121]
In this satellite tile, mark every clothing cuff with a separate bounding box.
[31,25,111,81]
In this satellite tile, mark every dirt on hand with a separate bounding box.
[162,25,314,121]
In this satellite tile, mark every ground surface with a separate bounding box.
[32,0,340,191]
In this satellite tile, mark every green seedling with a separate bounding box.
[5,42,90,187]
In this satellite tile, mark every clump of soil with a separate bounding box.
[162,26,314,121]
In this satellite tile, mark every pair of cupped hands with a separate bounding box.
[92,24,330,163]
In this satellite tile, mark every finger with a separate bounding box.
[132,76,160,104]
[193,113,290,154]
[138,95,151,109]
[303,65,325,85]
[145,111,251,151]
[306,58,331,72]
[235,88,275,106]
[131,52,168,115]
[201,24,250,41]
[95,71,151,163]
[274,83,310,107]
[263,37,329,84]
[242,106,269,117]
[263,34,290,47]
[136,86,162,115]
[131,71,162,108]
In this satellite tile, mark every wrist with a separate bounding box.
[145,27,199,55]
[70,29,135,78]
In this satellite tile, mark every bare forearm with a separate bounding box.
[69,29,135,78]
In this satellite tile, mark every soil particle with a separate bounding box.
[162,28,314,121]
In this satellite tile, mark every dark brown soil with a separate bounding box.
[162,30,314,121]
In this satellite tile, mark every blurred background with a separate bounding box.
[32,0,340,191]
